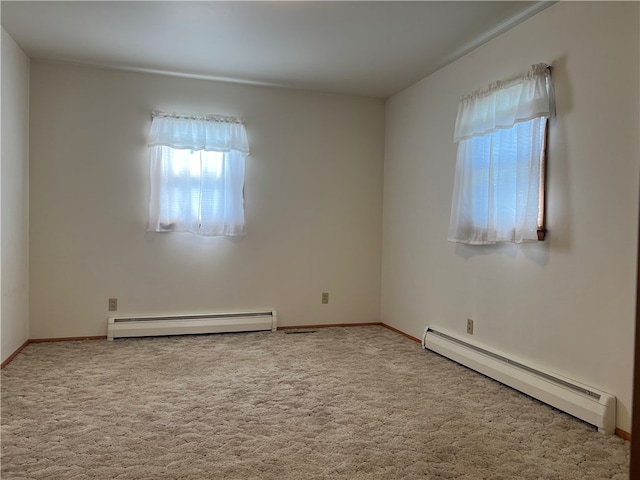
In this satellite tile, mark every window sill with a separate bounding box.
[537,228,546,241]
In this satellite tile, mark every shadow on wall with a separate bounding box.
[545,55,572,254]
[454,241,549,266]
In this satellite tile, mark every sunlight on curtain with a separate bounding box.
[448,63,554,245]
[147,112,250,236]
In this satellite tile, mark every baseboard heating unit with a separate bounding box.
[107,310,277,341]
[422,326,616,434]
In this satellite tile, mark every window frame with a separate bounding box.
[146,112,250,237]
[448,64,553,245]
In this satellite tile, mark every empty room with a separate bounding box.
[1,1,639,478]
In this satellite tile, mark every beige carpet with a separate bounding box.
[1,326,630,479]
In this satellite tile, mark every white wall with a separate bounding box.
[1,28,30,363]
[381,2,639,432]
[29,61,384,339]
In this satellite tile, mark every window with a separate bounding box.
[147,112,250,236]
[448,64,554,245]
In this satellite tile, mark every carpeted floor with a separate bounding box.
[1,326,630,479]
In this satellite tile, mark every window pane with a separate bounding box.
[448,117,546,244]
[148,147,246,236]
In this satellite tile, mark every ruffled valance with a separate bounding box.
[148,111,250,155]
[453,63,554,143]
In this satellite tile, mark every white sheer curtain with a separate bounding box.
[147,112,250,236]
[448,64,554,244]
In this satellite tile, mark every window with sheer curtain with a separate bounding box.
[448,63,555,245]
[147,111,250,236]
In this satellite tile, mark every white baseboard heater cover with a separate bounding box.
[107,310,277,341]
[422,326,616,435]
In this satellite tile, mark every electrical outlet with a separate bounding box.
[322,292,329,304]
[467,318,474,335]
[108,298,118,312]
